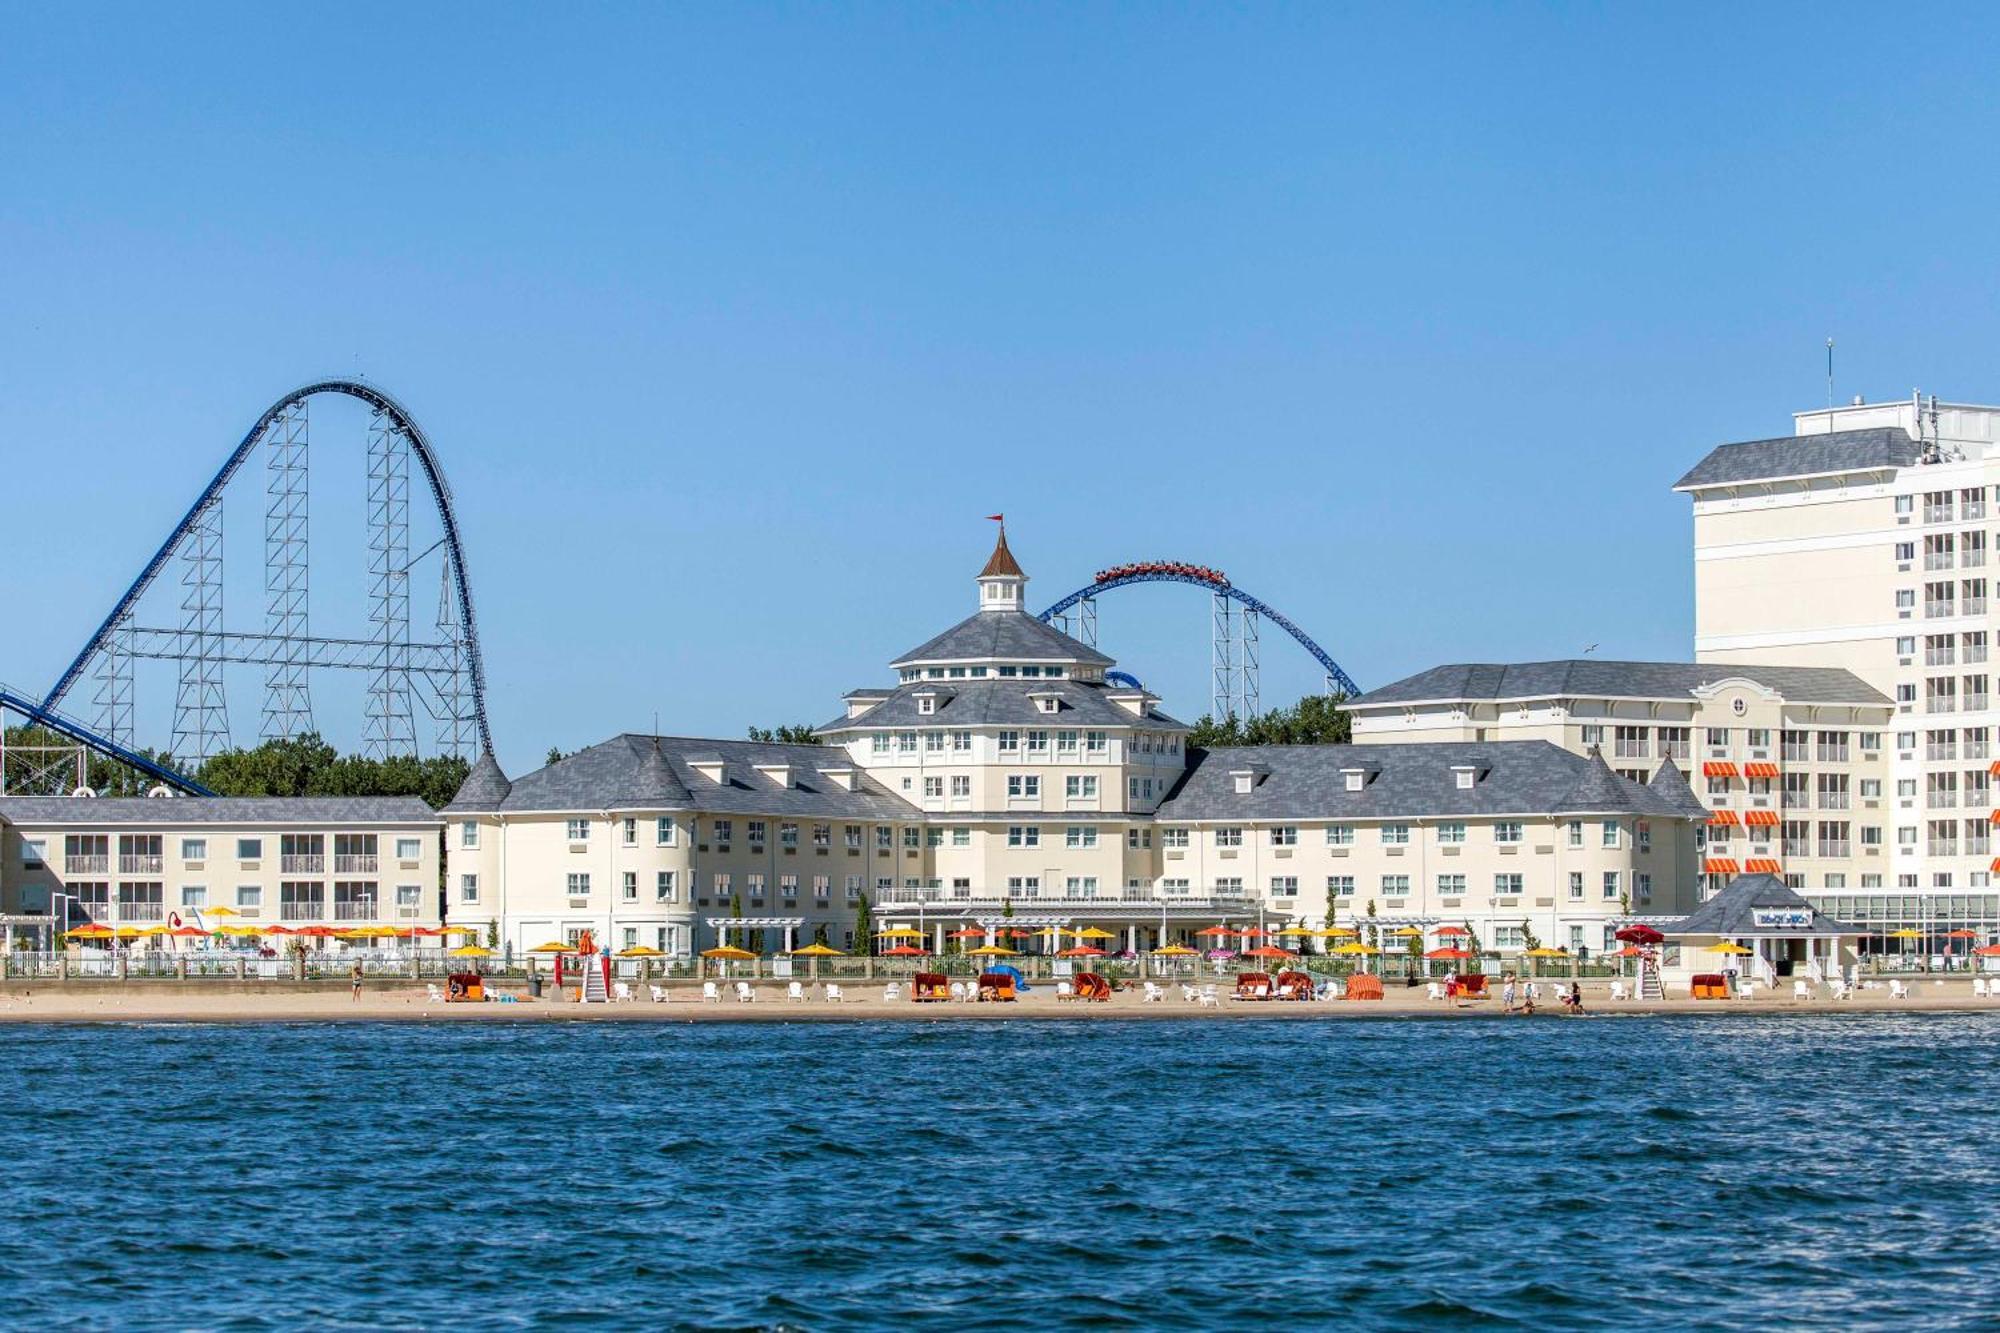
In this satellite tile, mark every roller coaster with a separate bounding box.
[1039,561,1359,720]
[14,379,489,792]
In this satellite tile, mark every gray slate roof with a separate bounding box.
[479,734,920,820]
[1154,741,1699,821]
[0,796,440,826]
[1349,659,1889,708]
[446,752,513,812]
[893,610,1115,668]
[1673,426,1920,491]
[1647,758,1710,819]
[1664,873,1861,937]
[818,678,1188,734]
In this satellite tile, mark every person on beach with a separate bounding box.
[1562,981,1585,1015]
[350,958,363,1002]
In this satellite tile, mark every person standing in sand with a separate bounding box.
[350,958,363,1002]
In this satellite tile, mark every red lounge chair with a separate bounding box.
[1074,972,1112,1002]
[912,972,951,1002]
[1273,970,1314,1001]
[1345,974,1385,1000]
[1233,971,1273,1001]
[976,972,1017,1002]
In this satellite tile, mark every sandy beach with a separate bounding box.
[1,977,1996,1023]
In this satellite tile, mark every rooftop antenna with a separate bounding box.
[1825,337,1835,410]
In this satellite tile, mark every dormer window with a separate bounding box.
[917,696,936,715]
[1453,765,1477,790]
[1342,769,1366,793]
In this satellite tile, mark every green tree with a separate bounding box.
[853,892,872,956]
[1187,694,1351,749]
[1521,917,1542,954]
[545,746,567,767]
[746,725,822,744]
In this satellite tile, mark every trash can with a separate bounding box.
[528,973,543,999]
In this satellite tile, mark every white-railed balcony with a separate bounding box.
[281,855,325,874]
[333,855,378,874]
[333,901,378,921]
[65,855,108,875]
[117,855,162,875]
[877,885,1257,912]
[280,902,326,922]
[116,901,164,922]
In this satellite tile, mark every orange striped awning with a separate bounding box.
[1990,857,2000,873]
[1990,810,2000,826]
[1708,809,1740,826]
[1745,858,1782,874]
[1744,762,1780,779]
[1989,760,2000,778]
[1744,809,1780,827]
[1704,858,1740,875]
[1702,761,1739,778]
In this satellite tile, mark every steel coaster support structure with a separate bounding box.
[262,401,313,741]
[0,687,215,796]
[430,562,474,754]
[44,379,493,763]
[1037,560,1361,714]
[171,497,230,763]
[365,409,415,758]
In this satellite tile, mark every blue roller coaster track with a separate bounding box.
[32,379,490,790]
[0,687,217,796]
[1038,564,1360,701]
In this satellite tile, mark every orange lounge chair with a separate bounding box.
[1233,971,1273,1001]
[1074,972,1112,1002]
[1273,970,1315,1001]
[976,971,1017,1002]
[911,971,951,1002]
[1344,974,1385,1001]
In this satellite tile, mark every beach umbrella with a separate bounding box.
[448,945,494,958]
[1331,941,1378,955]
[1434,925,1470,938]
[1195,925,1235,938]
[701,946,756,960]
[265,925,296,936]
[1975,945,2000,958]
[1888,928,1924,939]
[1057,946,1106,958]
[1615,924,1665,946]
[1245,945,1297,960]
[1074,927,1116,940]
[218,924,264,937]
[881,945,927,957]
[966,944,1019,957]
[113,926,145,939]
[1151,944,1197,957]
[138,925,173,937]
[1524,947,1570,957]
[1239,927,1266,939]
[1425,947,1472,960]
[528,941,578,954]
[945,928,985,941]
[1712,942,1755,956]
[1390,927,1424,938]
[1608,946,1646,959]
[875,927,925,939]
[790,943,844,957]
[294,925,338,939]
[616,945,666,958]
[205,905,240,917]
[1318,926,1358,938]
[65,924,114,940]
[167,926,207,938]
[1947,929,1979,939]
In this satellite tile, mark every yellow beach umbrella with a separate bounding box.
[527,941,578,954]
[205,904,239,918]
[218,924,264,936]
[66,924,115,940]
[441,924,484,936]
[701,945,757,961]
[790,943,845,957]
[874,927,925,939]
[1332,942,1379,956]
[1151,944,1198,957]
[447,945,493,958]
[966,944,1019,957]
[1524,947,1571,958]
[138,924,173,937]
[1711,942,1756,956]
[615,945,666,958]
[1888,928,1924,940]
[1390,927,1424,938]
[1074,927,1117,940]
[1317,926,1358,938]
[114,925,146,939]
[1276,925,1316,938]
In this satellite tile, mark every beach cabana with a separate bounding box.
[1660,873,1861,986]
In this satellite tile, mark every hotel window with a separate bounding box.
[453,873,476,904]
[1658,727,1691,762]
[1637,821,1651,852]
[1026,730,1049,753]
[1817,731,1851,763]
[844,825,862,849]
[1436,873,1466,896]
[395,837,423,861]
[1066,826,1098,849]
[1568,872,1584,901]
[1269,876,1298,897]
[951,775,971,798]
[622,871,638,902]
[998,731,1020,753]
[19,839,46,870]
[714,819,733,847]
[567,872,590,899]
[1163,827,1189,849]
[952,731,972,752]
[237,886,262,911]
[1437,822,1466,845]
[1494,873,1523,896]
[622,817,637,846]
[746,873,765,900]
[1381,824,1410,846]
[1381,874,1410,897]
[181,838,207,862]
[656,871,676,902]
[812,823,831,848]
[903,827,920,849]
[1328,875,1355,898]
[875,826,892,850]
[1215,827,1243,848]
[1007,826,1040,848]
[1066,775,1098,798]
[1322,824,1352,847]
[1066,877,1100,898]
[1008,876,1040,898]
[1636,873,1653,904]
[871,734,889,754]
[1581,725,1604,745]
[1601,871,1620,901]
[1613,726,1648,759]
[923,729,943,751]
[1493,822,1523,844]
[926,828,944,848]
[1601,820,1620,848]
[1127,828,1151,849]
[845,875,863,900]
[1085,731,1107,754]
[1270,826,1298,846]
[459,822,478,850]
[779,874,798,900]
[566,818,590,842]
[1705,728,1730,747]
[181,886,206,908]
[1056,730,1079,754]
[238,837,263,861]
[917,697,936,716]
[1007,775,1041,799]
[895,732,917,753]
[747,821,767,847]
[812,875,830,901]
[951,827,971,847]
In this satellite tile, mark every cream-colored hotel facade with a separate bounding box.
[10,391,2000,958]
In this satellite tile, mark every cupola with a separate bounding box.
[976,521,1027,610]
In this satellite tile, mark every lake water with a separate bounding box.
[3,1013,1997,1330]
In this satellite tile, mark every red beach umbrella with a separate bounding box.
[1615,924,1665,945]
[1057,946,1106,958]
[946,928,986,941]
[1425,947,1472,960]
[881,945,927,957]
[1434,925,1470,937]
[1195,925,1236,938]
[1245,945,1296,959]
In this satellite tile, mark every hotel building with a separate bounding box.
[443,531,1705,959]
[1676,394,2000,936]
[0,796,444,942]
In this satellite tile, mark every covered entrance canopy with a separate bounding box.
[1662,873,1862,982]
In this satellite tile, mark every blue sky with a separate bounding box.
[5,3,2000,774]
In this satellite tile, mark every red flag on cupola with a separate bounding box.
[985,513,1004,522]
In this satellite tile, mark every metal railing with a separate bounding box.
[118,855,162,875]
[281,855,324,874]
[333,855,378,874]
[65,856,108,874]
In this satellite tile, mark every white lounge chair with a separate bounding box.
[825,983,846,1002]
[1055,981,1075,1001]
[1198,984,1220,1008]
[1426,982,1445,1002]
[882,982,901,1002]
[1973,978,1988,998]
[1142,981,1164,1003]
[425,983,444,1004]
[613,981,633,1002]
[648,984,668,1003]
[1889,979,1911,999]
[1738,979,1758,998]
[735,980,756,1002]
[787,981,806,1002]
[949,981,967,1002]
[1792,979,1811,1002]
[701,981,721,1003]
[1609,980,1628,1001]
[1828,977,1850,1000]
[1180,983,1199,1003]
